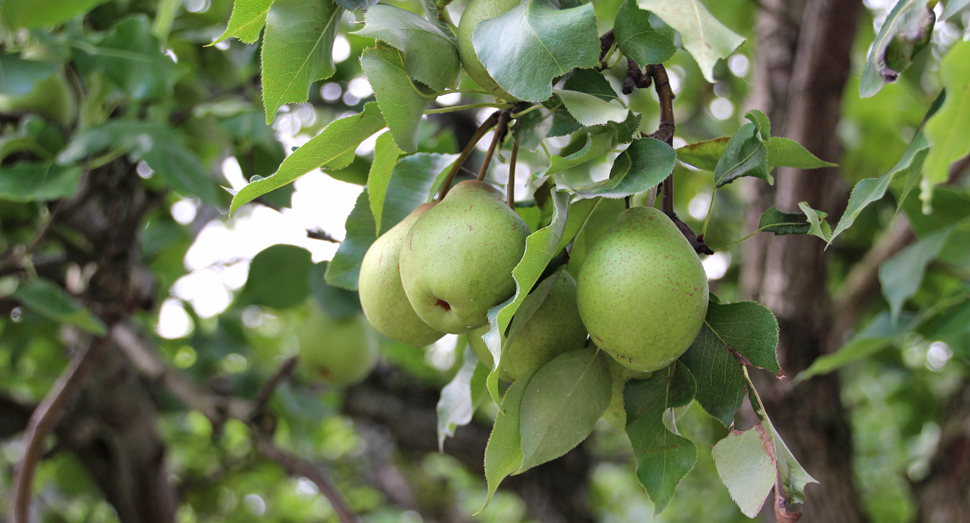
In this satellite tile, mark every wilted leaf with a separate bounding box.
[712,429,776,518]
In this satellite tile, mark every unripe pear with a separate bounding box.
[577,206,708,372]
[467,271,587,380]
[457,0,520,101]
[359,203,446,347]
[298,304,379,386]
[399,180,529,333]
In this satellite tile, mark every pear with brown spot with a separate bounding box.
[399,180,529,333]
[577,206,708,372]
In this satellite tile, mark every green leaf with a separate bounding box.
[518,349,610,471]
[309,261,361,319]
[745,109,771,140]
[860,0,935,98]
[545,131,614,176]
[58,121,219,205]
[941,0,970,20]
[261,0,342,122]
[437,347,488,450]
[474,0,600,102]
[379,152,459,235]
[678,299,779,426]
[326,190,377,291]
[625,364,697,514]
[562,69,621,102]
[766,137,837,170]
[795,311,921,383]
[798,202,832,243]
[79,16,182,100]
[714,123,769,187]
[636,0,745,83]
[361,43,434,153]
[561,137,675,199]
[829,140,929,244]
[923,39,970,210]
[512,107,554,151]
[711,429,776,518]
[212,0,275,44]
[368,133,403,236]
[1,0,109,29]
[613,0,677,66]
[239,245,313,310]
[757,207,810,236]
[354,4,460,92]
[481,190,570,402]
[553,89,629,127]
[0,163,82,202]
[480,369,535,513]
[0,55,61,96]
[230,103,386,214]
[12,279,107,335]
[879,224,956,321]
[676,136,730,171]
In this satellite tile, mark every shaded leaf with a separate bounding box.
[923,39,970,210]
[212,0,274,44]
[713,123,768,187]
[379,152,459,235]
[562,68,621,102]
[860,0,935,98]
[518,349,610,470]
[879,224,956,321]
[676,136,730,171]
[230,103,386,213]
[1,0,109,30]
[326,190,376,290]
[546,132,614,176]
[613,0,676,66]
[240,245,313,310]
[261,0,342,121]
[437,347,488,450]
[637,0,744,83]
[80,16,182,100]
[561,137,675,199]
[0,55,61,96]
[757,207,810,236]
[361,43,434,153]
[368,132,403,235]
[474,0,600,102]
[355,4,460,91]
[12,279,107,335]
[553,89,629,127]
[626,364,697,514]
[0,163,82,202]
[309,261,361,319]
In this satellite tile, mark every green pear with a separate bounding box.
[457,0,520,101]
[467,271,588,380]
[399,180,529,333]
[298,303,379,386]
[601,357,652,430]
[577,206,708,372]
[0,73,77,126]
[359,203,446,347]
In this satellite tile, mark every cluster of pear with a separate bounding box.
[358,179,710,394]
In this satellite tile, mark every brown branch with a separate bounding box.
[948,150,970,184]
[507,142,519,208]
[438,112,500,200]
[476,110,512,182]
[12,337,108,523]
[647,64,675,146]
[307,229,340,243]
[252,356,299,414]
[252,435,362,523]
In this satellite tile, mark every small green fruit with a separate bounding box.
[399,180,529,333]
[457,0,520,101]
[0,73,77,126]
[359,203,445,347]
[577,206,708,372]
[298,304,379,385]
[467,271,588,380]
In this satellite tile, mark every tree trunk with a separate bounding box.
[743,0,869,522]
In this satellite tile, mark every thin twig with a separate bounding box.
[507,142,519,208]
[252,356,298,414]
[12,338,107,523]
[438,112,501,200]
[253,435,362,523]
[476,110,512,182]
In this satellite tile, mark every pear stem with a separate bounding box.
[476,110,512,182]
[507,141,519,208]
[438,111,500,200]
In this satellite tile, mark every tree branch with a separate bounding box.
[439,112,500,200]
[12,337,108,523]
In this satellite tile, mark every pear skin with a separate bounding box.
[457,0,521,101]
[399,180,529,333]
[468,271,587,380]
[298,304,380,386]
[577,206,708,372]
[359,203,445,347]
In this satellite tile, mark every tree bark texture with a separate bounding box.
[743,0,868,522]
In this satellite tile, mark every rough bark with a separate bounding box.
[343,365,595,523]
[743,0,868,522]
